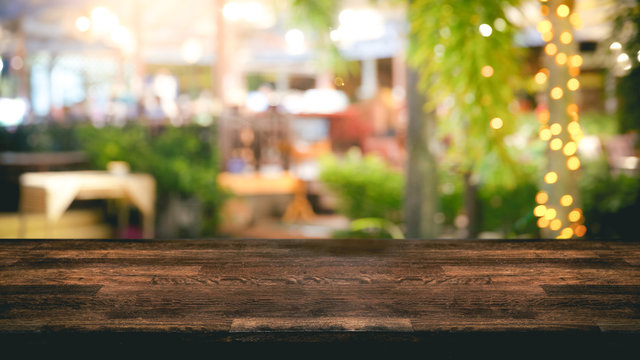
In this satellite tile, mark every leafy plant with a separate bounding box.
[75,123,226,236]
[319,149,404,224]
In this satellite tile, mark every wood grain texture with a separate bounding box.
[0,238,638,352]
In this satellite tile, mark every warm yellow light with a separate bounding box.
[567,78,580,91]
[550,123,562,135]
[567,121,581,134]
[550,219,562,231]
[537,20,552,34]
[567,103,578,115]
[570,129,583,142]
[569,66,581,77]
[334,77,344,87]
[555,53,567,65]
[538,109,550,124]
[481,65,494,78]
[544,171,558,184]
[490,117,503,129]
[550,138,563,151]
[563,141,577,156]
[542,32,553,42]
[545,43,558,56]
[536,191,549,204]
[560,32,573,44]
[560,227,574,238]
[534,205,547,217]
[544,208,557,220]
[551,87,564,100]
[569,13,583,29]
[575,224,586,237]
[569,55,583,67]
[556,4,570,18]
[541,5,549,16]
[560,195,574,207]
[535,71,548,84]
[567,156,581,170]
[537,217,549,228]
[539,128,552,141]
[568,210,581,222]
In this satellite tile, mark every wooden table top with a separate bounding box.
[1,238,638,354]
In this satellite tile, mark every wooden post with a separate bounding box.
[535,0,586,238]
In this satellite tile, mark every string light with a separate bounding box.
[569,55,583,67]
[545,208,557,220]
[550,138,563,151]
[537,20,552,33]
[535,71,548,84]
[556,4,570,18]
[560,195,573,206]
[551,87,563,100]
[536,191,549,204]
[550,123,562,135]
[550,219,562,231]
[545,43,558,56]
[555,52,567,65]
[563,141,577,156]
[544,171,558,184]
[539,128,552,141]
[537,217,550,228]
[560,32,572,44]
[489,117,503,129]
[575,225,586,237]
[568,209,581,222]
[567,78,580,91]
[538,109,550,124]
[481,65,494,77]
[534,205,547,217]
[567,156,581,170]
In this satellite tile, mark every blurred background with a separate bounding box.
[0,0,638,239]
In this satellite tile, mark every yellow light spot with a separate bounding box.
[560,31,573,44]
[569,55,583,67]
[540,5,549,16]
[563,141,577,156]
[550,138,563,151]
[567,103,578,115]
[567,121,581,134]
[534,205,547,217]
[556,4,570,18]
[537,20,552,34]
[537,217,549,228]
[334,77,344,87]
[538,109,550,124]
[539,128,552,141]
[569,13,583,29]
[568,209,582,222]
[535,71,548,84]
[567,156,581,170]
[575,225,586,237]
[541,32,553,42]
[550,123,562,135]
[551,87,564,100]
[569,66,581,77]
[536,191,549,204]
[560,195,573,207]
[490,117,503,129]
[544,171,558,184]
[481,65,494,78]
[550,219,562,231]
[545,208,557,220]
[567,78,580,91]
[570,129,583,142]
[555,52,567,65]
[545,43,558,56]
[560,227,574,238]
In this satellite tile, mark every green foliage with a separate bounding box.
[319,149,404,223]
[408,0,523,179]
[0,123,80,152]
[579,159,640,239]
[75,124,226,236]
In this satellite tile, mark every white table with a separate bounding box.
[19,171,156,238]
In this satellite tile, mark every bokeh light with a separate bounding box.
[544,171,558,184]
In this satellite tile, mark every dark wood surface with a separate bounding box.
[1,238,639,354]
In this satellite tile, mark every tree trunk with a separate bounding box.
[404,66,438,238]
[463,171,480,238]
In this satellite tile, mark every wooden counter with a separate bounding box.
[0,238,638,355]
